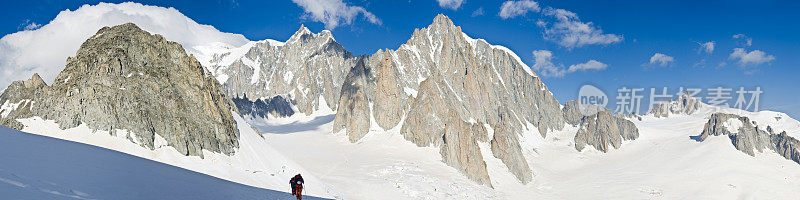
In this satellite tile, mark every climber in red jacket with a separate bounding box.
[290,174,304,200]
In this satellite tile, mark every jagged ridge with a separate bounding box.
[207,25,356,115]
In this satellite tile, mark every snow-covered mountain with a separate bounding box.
[202,25,356,116]
[212,14,565,186]
[2,13,800,200]
[0,23,339,198]
[207,15,800,197]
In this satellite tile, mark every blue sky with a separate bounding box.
[2,0,798,118]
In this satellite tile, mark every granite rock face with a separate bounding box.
[371,51,409,130]
[649,91,704,118]
[0,23,239,158]
[697,113,800,165]
[572,105,640,153]
[562,100,584,126]
[772,131,800,164]
[490,122,532,184]
[440,109,492,187]
[207,25,356,115]
[332,56,374,142]
[329,15,562,184]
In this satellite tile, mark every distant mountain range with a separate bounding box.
[0,14,798,200]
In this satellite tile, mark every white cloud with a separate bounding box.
[538,7,622,48]
[471,7,485,17]
[0,2,249,91]
[648,53,674,67]
[699,41,715,54]
[292,0,381,29]
[532,50,606,77]
[568,60,607,72]
[436,0,465,10]
[733,34,752,47]
[729,48,775,67]
[532,50,565,77]
[498,0,540,19]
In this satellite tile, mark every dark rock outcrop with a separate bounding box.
[232,94,294,118]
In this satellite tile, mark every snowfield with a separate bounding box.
[9,111,340,199]
[2,101,799,199]
[248,103,800,199]
[0,125,331,200]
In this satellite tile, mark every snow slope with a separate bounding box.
[247,100,800,199]
[522,113,800,199]
[3,99,798,200]
[0,125,331,200]
[247,106,499,200]
[9,111,341,199]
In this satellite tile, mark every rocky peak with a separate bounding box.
[649,91,705,117]
[430,14,457,31]
[408,14,462,46]
[23,73,46,88]
[332,14,565,185]
[287,24,316,44]
[209,24,356,117]
[0,23,240,158]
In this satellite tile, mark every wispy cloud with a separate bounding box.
[471,7,485,17]
[498,0,540,19]
[532,50,607,77]
[646,53,674,67]
[729,48,775,67]
[17,20,41,31]
[436,0,465,10]
[23,21,41,31]
[733,34,752,47]
[699,41,715,54]
[292,0,381,30]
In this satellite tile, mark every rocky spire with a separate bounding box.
[287,24,314,44]
[22,73,46,88]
